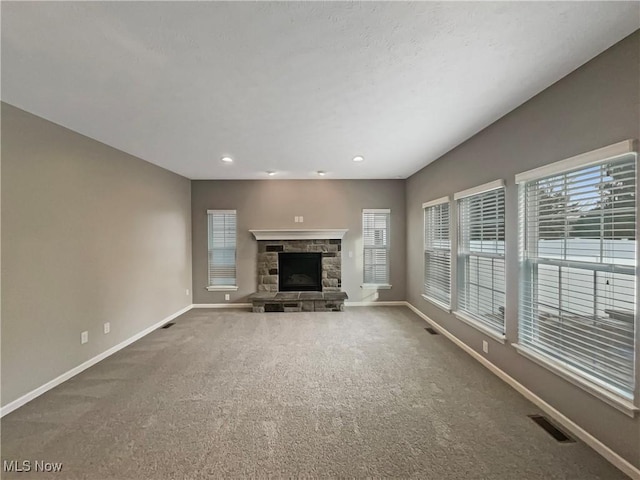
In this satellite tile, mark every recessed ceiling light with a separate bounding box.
[221,156,233,163]
[352,155,364,162]
[316,171,326,176]
[266,171,276,176]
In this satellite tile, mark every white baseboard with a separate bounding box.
[0,304,194,418]
[345,301,407,307]
[405,302,640,480]
[192,303,252,309]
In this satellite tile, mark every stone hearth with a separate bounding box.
[257,239,341,293]
[248,291,348,313]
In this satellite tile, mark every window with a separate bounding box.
[423,197,451,309]
[207,210,237,290]
[455,180,506,336]
[517,141,637,403]
[363,209,391,286]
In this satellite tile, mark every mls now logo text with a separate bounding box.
[3,460,63,473]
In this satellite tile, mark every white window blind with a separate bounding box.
[423,199,451,308]
[456,182,506,334]
[363,209,390,285]
[518,152,637,400]
[207,210,237,287]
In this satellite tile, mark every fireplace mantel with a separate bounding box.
[249,229,348,241]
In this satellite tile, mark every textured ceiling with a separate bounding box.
[2,2,639,180]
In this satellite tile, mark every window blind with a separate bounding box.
[207,210,237,287]
[363,209,390,285]
[519,152,636,399]
[457,183,506,334]
[423,199,451,308]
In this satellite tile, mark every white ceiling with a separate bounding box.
[2,2,639,180]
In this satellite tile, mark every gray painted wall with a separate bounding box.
[1,103,193,407]
[406,31,640,467]
[192,180,405,304]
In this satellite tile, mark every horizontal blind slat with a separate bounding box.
[424,202,451,306]
[519,153,636,399]
[208,210,237,286]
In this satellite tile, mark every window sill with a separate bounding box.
[206,286,239,292]
[421,294,451,313]
[512,343,638,418]
[361,284,392,290]
[453,311,506,344]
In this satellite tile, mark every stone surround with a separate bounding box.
[257,239,341,293]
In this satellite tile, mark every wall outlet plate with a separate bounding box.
[104,322,110,334]
[81,331,89,344]
[225,293,230,301]
[482,340,489,354]
[186,289,190,296]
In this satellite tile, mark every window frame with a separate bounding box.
[206,209,239,292]
[454,180,507,341]
[514,140,639,415]
[422,196,452,311]
[362,208,392,288]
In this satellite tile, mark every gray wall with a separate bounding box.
[1,103,193,407]
[192,180,405,304]
[406,31,640,467]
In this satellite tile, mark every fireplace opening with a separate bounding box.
[278,252,322,292]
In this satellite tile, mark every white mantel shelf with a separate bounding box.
[249,229,348,241]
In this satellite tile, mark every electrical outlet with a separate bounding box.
[104,322,110,334]
[373,292,379,300]
[225,293,230,301]
[186,289,190,296]
[81,331,89,344]
[299,216,303,223]
[482,340,489,354]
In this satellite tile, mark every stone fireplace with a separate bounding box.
[255,239,342,293]
[248,229,348,312]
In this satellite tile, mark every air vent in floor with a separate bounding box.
[528,415,574,443]
[161,322,175,329]
[424,327,439,335]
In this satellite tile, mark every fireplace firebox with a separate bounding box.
[278,252,322,292]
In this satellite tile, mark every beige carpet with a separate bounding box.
[0,307,628,479]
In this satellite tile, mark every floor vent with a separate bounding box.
[424,327,439,335]
[528,415,574,443]
[161,322,175,329]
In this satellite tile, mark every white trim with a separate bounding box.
[0,304,194,418]
[345,301,406,307]
[249,229,348,240]
[512,343,638,418]
[421,294,451,313]
[422,196,449,209]
[515,140,637,184]
[206,285,239,291]
[192,303,252,309]
[405,302,640,480]
[363,208,391,214]
[453,310,506,344]
[207,209,236,214]
[454,179,505,201]
[361,284,392,290]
